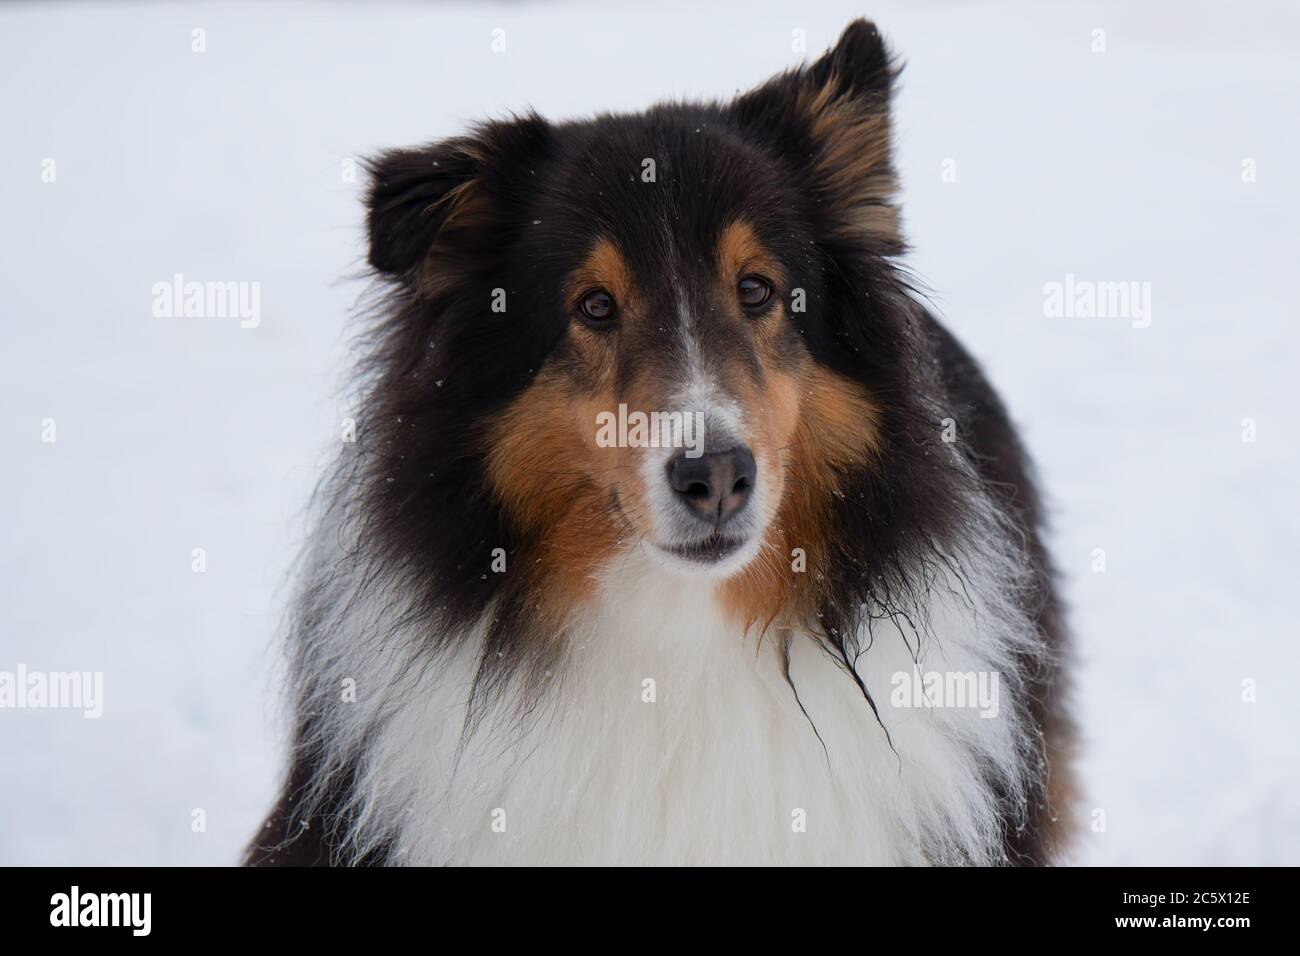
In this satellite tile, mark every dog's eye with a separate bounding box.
[738,275,773,310]
[579,288,616,323]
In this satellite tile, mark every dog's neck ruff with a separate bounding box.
[294,505,1043,865]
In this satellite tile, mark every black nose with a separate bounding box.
[666,447,757,525]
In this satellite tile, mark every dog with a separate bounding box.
[246,19,1073,866]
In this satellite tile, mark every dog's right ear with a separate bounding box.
[365,114,551,280]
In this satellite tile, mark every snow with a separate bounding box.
[1,0,1297,865]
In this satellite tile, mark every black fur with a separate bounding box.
[247,19,1069,867]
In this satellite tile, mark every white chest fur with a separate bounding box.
[335,545,1035,866]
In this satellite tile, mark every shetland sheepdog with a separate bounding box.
[247,19,1073,866]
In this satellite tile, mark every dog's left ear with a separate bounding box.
[729,19,903,253]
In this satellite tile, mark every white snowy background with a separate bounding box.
[1,0,1297,866]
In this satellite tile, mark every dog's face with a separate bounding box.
[364,20,913,623]
[488,143,819,581]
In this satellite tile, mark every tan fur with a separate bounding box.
[717,220,780,281]
[487,223,882,642]
[484,368,625,628]
[563,237,636,389]
[416,150,493,299]
[484,239,651,623]
[1040,712,1079,860]
[796,76,902,247]
[719,366,881,632]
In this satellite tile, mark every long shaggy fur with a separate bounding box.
[246,19,1073,867]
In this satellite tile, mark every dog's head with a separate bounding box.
[361,20,922,627]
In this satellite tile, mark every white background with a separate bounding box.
[1,0,1297,865]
